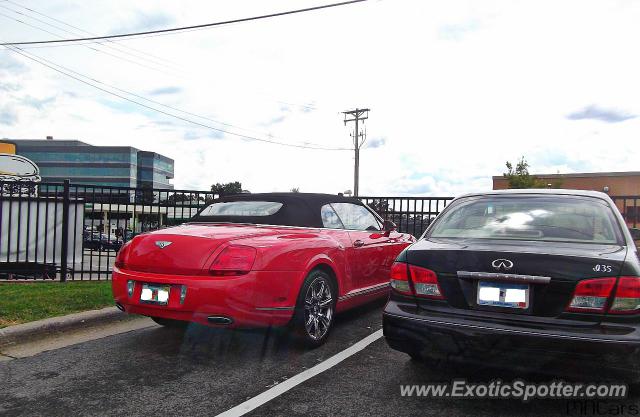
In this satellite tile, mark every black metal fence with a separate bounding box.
[3,182,637,282]
[610,196,640,229]
[0,180,216,281]
[0,181,453,281]
[359,196,453,237]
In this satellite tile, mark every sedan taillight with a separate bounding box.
[390,262,412,295]
[566,276,640,314]
[209,245,256,276]
[610,277,640,314]
[566,277,616,313]
[410,264,444,299]
[390,261,444,299]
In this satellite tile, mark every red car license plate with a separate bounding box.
[140,283,171,305]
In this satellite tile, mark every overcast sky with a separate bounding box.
[1,0,639,196]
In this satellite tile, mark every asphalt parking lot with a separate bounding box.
[1,300,638,417]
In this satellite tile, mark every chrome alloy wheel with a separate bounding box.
[304,277,333,340]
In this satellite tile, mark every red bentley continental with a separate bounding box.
[112,193,414,346]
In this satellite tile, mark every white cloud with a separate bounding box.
[1,0,640,196]
[567,105,636,123]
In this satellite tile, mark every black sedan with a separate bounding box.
[383,189,640,380]
[83,232,123,252]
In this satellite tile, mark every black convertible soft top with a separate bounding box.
[192,192,367,228]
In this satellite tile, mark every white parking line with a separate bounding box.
[215,329,384,417]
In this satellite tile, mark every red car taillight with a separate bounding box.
[410,264,444,299]
[114,240,132,269]
[390,261,444,299]
[209,245,256,276]
[610,277,640,314]
[566,277,616,313]
[390,262,412,295]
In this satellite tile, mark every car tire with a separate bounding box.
[292,269,337,348]
[151,317,187,328]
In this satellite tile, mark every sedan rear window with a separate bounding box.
[429,196,622,244]
[199,201,283,217]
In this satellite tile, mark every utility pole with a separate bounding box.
[343,108,369,197]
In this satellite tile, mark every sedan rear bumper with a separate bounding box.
[383,300,640,378]
[112,267,302,328]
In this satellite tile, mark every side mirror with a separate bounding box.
[630,228,640,241]
[383,220,397,237]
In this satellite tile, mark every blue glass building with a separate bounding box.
[11,139,174,189]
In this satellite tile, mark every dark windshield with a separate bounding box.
[429,195,622,244]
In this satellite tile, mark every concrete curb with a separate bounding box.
[0,306,133,349]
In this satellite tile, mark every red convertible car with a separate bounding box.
[112,193,414,346]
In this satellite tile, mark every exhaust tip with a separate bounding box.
[207,316,233,325]
[115,302,125,312]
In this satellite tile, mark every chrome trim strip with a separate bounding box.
[457,271,551,284]
[338,282,390,301]
[384,312,637,345]
[255,306,295,311]
[207,316,233,325]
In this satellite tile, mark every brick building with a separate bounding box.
[493,171,640,226]
[493,171,640,195]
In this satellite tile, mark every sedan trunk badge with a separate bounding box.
[491,258,513,270]
[155,241,173,249]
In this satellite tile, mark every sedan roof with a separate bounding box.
[457,188,612,201]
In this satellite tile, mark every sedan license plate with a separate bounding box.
[140,283,171,305]
[477,281,529,309]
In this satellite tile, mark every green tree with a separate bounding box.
[290,187,300,193]
[211,181,243,196]
[167,193,189,203]
[503,157,546,189]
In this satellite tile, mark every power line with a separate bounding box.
[0,4,79,36]
[0,0,367,46]
[0,3,182,71]
[2,0,180,67]
[1,2,323,112]
[6,45,312,139]
[3,45,351,151]
[0,10,182,76]
[0,2,320,112]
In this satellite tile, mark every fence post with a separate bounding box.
[60,180,70,282]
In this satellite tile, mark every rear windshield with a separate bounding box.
[198,201,283,217]
[428,196,622,244]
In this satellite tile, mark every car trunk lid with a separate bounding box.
[406,238,628,319]
[123,223,285,275]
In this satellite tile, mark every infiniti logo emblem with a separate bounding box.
[155,241,173,249]
[491,258,513,270]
